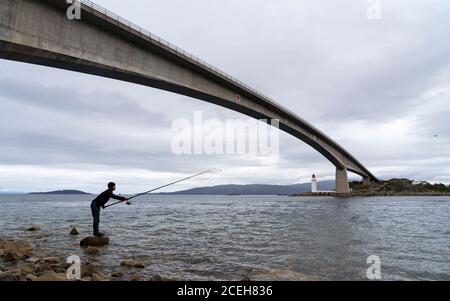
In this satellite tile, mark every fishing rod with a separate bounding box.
[104,168,221,208]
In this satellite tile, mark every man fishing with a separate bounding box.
[92,169,219,237]
[91,182,130,237]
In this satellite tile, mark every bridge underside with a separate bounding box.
[0,0,378,193]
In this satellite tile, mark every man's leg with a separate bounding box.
[91,202,100,236]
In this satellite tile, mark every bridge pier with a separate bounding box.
[336,168,350,194]
[363,176,371,186]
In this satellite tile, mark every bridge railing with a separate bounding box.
[78,0,311,125]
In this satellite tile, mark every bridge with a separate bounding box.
[0,0,378,193]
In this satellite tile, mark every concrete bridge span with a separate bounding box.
[0,0,378,193]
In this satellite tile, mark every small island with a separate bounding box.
[29,190,91,195]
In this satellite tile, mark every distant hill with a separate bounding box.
[157,181,335,195]
[29,190,91,195]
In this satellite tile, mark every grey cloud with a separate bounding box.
[0,78,172,128]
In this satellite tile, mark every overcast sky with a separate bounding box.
[1,0,449,193]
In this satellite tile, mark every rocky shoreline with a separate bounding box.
[1,226,320,281]
[0,227,173,282]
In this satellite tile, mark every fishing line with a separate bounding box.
[104,168,221,208]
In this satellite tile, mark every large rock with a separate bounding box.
[80,236,109,247]
[120,260,145,268]
[0,240,33,261]
[2,240,33,255]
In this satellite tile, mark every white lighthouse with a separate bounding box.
[311,174,318,193]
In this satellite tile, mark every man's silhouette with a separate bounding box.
[91,182,129,237]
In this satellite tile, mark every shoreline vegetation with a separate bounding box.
[292,178,450,197]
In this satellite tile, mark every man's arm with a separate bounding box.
[101,192,129,208]
[111,193,127,201]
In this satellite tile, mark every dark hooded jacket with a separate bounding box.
[92,189,126,208]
